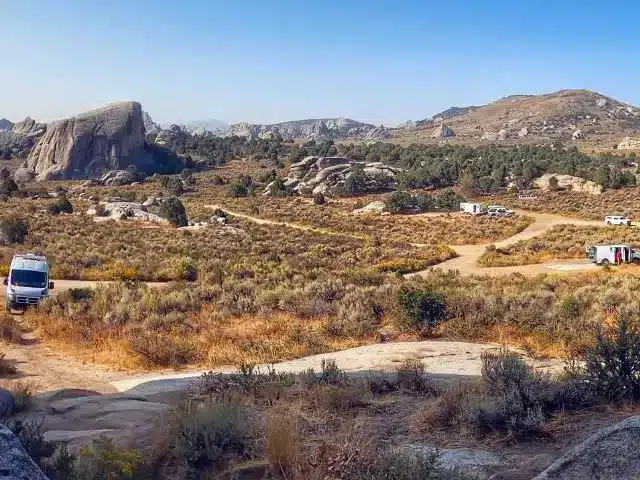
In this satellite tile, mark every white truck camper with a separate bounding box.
[587,244,640,266]
[3,254,53,311]
[459,202,484,215]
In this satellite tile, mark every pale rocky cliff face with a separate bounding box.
[28,101,148,181]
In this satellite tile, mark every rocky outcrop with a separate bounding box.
[92,201,169,224]
[13,166,35,184]
[99,170,137,186]
[534,173,603,195]
[518,126,529,137]
[401,445,509,480]
[353,200,386,214]
[258,128,283,141]
[482,129,508,141]
[0,131,34,157]
[11,117,47,138]
[431,123,456,138]
[618,136,640,150]
[364,126,391,140]
[28,102,149,181]
[142,111,161,136]
[533,416,640,480]
[276,156,402,196]
[0,119,13,131]
[572,129,585,139]
[220,117,381,142]
[0,425,49,479]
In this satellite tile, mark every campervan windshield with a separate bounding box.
[10,269,47,288]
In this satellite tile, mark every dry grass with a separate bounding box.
[478,224,640,267]
[0,313,23,344]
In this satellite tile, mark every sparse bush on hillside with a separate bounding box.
[398,289,446,333]
[73,436,147,480]
[0,216,28,244]
[584,316,640,402]
[0,178,19,197]
[229,182,248,198]
[157,196,188,227]
[159,175,185,196]
[47,196,73,215]
[313,191,326,205]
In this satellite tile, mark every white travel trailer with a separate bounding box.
[586,244,636,265]
[3,254,54,311]
[459,202,484,215]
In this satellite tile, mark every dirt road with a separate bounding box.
[1,280,164,394]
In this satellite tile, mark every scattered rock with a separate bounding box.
[94,202,169,224]
[401,444,509,479]
[100,170,137,186]
[28,101,149,181]
[365,126,392,140]
[257,128,283,141]
[0,425,48,479]
[596,98,608,108]
[518,127,529,137]
[533,415,640,480]
[142,197,160,207]
[481,131,499,141]
[11,117,47,138]
[431,123,456,138]
[534,173,603,195]
[353,200,386,214]
[0,166,10,180]
[572,129,585,140]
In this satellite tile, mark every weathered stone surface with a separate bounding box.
[402,444,509,479]
[353,200,386,214]
[28,102,148,181]
[572,129,585,140]
[518,126,529,137]
[431,123,456,138]
[99,169,136,186]
[274,156,402,197]
[0,425,48,479]
[13,166,35,184]
[11,117,47,138]
[534,173,602,195]
[93,202,169,224]
[533,416,640,480]
[618,136,640,150]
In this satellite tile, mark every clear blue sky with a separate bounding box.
[2,0,640,126]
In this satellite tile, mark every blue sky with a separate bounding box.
[2,0,640,126]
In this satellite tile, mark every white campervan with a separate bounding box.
[459,202,484,215]
[3,254,53,311]
[587,244,634,266]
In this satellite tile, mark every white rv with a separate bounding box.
[3,254,53,311]
[459,202,484,215]
[586,244,637,265]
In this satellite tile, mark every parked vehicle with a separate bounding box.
[459,202,485,215]
[487,205,515,217]
[3,254,54,311]
[605,215,631,226]
[586,244,639,265]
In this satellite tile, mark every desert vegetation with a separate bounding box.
[478,224,640,267]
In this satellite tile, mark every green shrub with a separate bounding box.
[585,316,640,402]
[0,216,28,243]
[396,359,439,395]
[73,436,146,480]
[48,197,73,215]
[157,196,188,227]
[0,178,19,197]
[167,398,251,470]
[229,183,248,198]
[398,290,446,332]
[355,449,469,480]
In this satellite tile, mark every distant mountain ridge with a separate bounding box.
[0,119,13,131]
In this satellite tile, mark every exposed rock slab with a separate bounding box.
[431,123,456,138]
[533,415,640,480]
[534,173,603,195]
[93,202,169,224]
[0,425,48,479]
[28,101,148,181]
[618,136,640,150]
[354,200,386,214]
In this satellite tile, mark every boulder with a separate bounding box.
[11,117,47,138]
[481,131,499,141]
[534,173,603,195]
[276,156,403,197]
[431,123,456,138]
[518,127,529,137]
[533,415,640,480]
[142,197,160,207]
[28,102,148,181]
[572,129,585,140]
[13,166,35,184]
[0,425,48,479]
[96,202,169,224]
[353,201,386,214]
[99,169,136,186]
[401,444,509,479]
[258,128,283,141]
[618,136,640,150]
[596,98,608,108]
[0,166,10,180]
[0,387,14,416]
